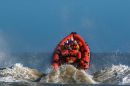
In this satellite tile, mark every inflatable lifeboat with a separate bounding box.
[53,32,90,70]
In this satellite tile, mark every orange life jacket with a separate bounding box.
[61,50,81,64]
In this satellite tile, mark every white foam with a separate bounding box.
[0,63,43,82]
[122,74,130,85]
[93,64,130,85]
[41,64,97,84]
[0,63,129,85]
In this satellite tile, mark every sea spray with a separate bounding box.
[0,63,43,82]
[0,31,16,67]
[122,74,130,85]
[0,63,130,85]
[41,65,97,84]
[93,64,130,84]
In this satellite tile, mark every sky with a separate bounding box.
[0,0,130,53]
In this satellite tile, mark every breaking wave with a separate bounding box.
[93,64,130,85]
[41,65,96,84]
[0,63,43,82]
[0,63,130,85]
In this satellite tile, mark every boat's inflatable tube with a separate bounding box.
[53,32,90,70]
[73,33,90,69]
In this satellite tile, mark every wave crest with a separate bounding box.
[41,65,96,84]
[0,63,43,82]
[0,63,130,85]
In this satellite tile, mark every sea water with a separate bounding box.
[0,52,130,85]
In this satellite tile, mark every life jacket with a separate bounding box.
[60,50,81,64]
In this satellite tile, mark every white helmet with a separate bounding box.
[66,40,68,44]
[74,40,77,44]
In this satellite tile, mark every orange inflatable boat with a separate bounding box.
[53,32,90,70]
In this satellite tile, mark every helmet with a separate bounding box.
[74,40,78,45]
[66,40,69,44]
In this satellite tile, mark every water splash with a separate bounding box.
[0,63,129,85]
[41,65,97,84]
[122,74,130,85]
[93,64,130,85]
[0,63,43,82]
